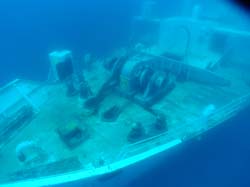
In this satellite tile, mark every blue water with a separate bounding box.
[1,0,250,187]
[0,0,140,85]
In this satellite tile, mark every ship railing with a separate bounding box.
[205,93,250,128]
[116,93,250,161]
[0,79,42,116]
[0,79,43,149]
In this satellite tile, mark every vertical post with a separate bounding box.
[49,50,73,82]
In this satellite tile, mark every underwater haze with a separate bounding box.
[0,0,140,85]
[1,0,250,187]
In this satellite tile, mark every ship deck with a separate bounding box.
[0,62,250,184]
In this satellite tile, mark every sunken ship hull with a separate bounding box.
[1,17,250,187]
